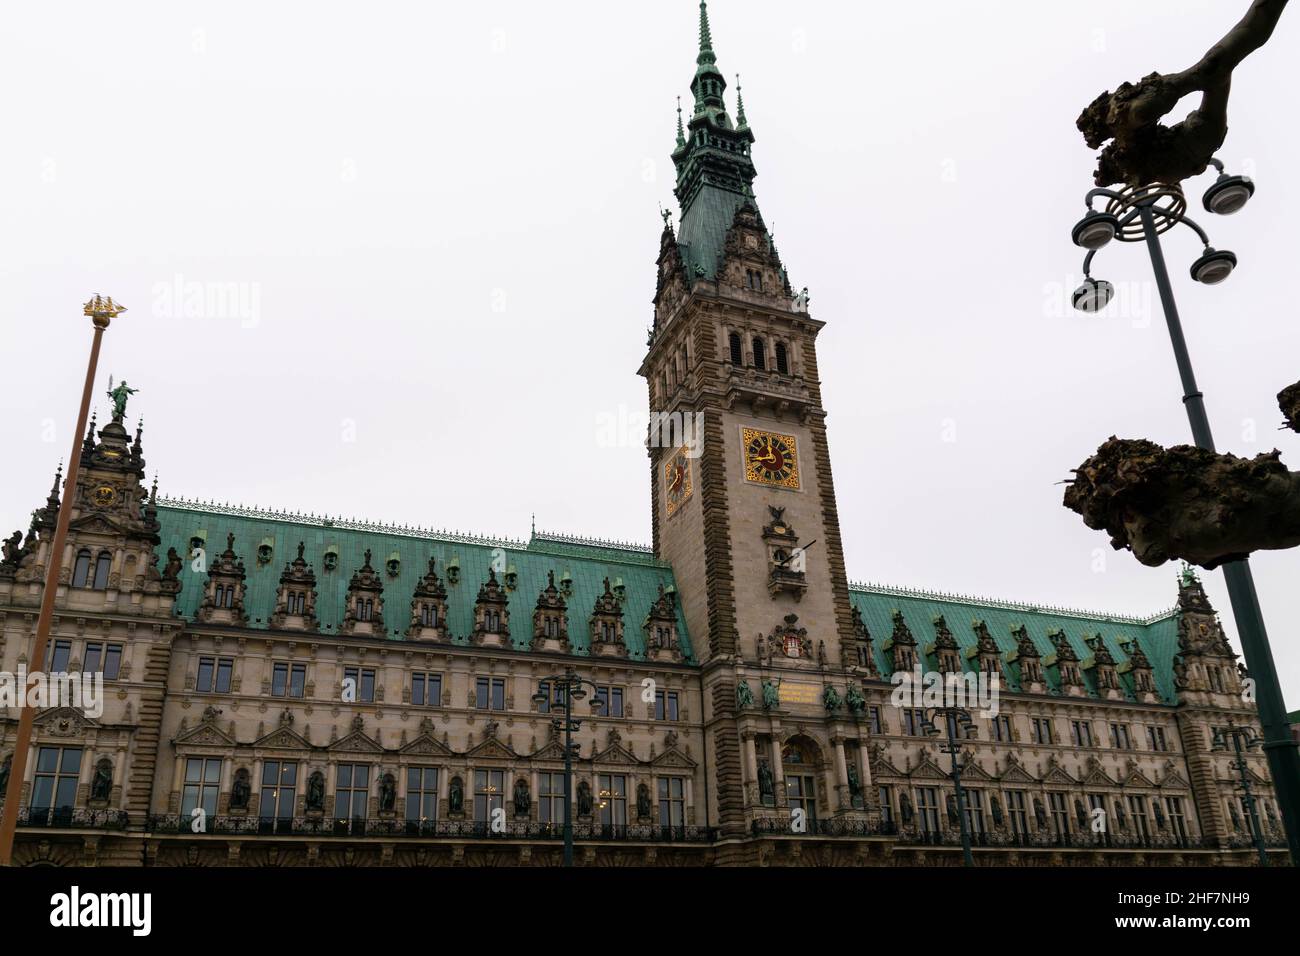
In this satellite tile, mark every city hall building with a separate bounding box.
[0,4,1286,866]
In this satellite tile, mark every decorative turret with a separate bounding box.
[845,605,879,676]
[643,583,682,663]
[471,566,510,647]
[883,609,917,674]
[1118,636,1159,702]
[589,577,627,658]
[532,570,569,653]
[1084,633,1122,698]
[270,542,319,632]
[340,548,385,636]
[930,615,961,674]
[196,533,250,626]
[1008,624,1044,691]
[1046,629,1086,696]
[408,556,449,641]
[969,620,1004,681]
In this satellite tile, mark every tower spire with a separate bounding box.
[676,97,686,148]
[735,73,747,128]
[698,1,715,62]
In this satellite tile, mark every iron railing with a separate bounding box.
[16,807,130,830]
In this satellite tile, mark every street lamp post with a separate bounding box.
[1213,722,1271,866]
[532,666,604,867]
[0,296,125,867]
[1070,170,1300,865]
[925,705,975,867]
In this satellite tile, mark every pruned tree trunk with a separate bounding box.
[1078,0,1289,186]
[1063,437,1300,569]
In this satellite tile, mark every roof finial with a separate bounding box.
[735,73,747,127]
[698,1,714,60]
[675,96,686,148]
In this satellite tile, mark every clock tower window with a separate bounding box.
[752,337,766,370]
[775,341,789,375]
[728,332,743,365]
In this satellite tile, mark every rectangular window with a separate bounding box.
[1110,723,1132,750]
[654,690,679,721]
[344,667,376,703]
[787,775,817,824]
[991,715,1013,742]
[1071,720,1094,747]
[904,708,927,737]
[1006,790,1028,836]
[272,662,307,698]
[538,771,566,827]
[1087,793,1107,840]
[1148,726,1168,751]
[1128,794,1151,840]
[335,763,370,820]
[536,680,565,714]
[474,769,505,823]
[878,786,893,828]
[1048,792,1070,836]
[868,706,883,736]
[916,786,939,833]
[406,767,439,823]
[657,777,686,828]
[47,640,72,673]
[180,756,221,818]
[83,642,124,680]
[260,760,297,820]
[32,747,83,812]
[598,774,627,827]
[963,788,985,835]
[1167,796,1188,841]
[596,685,624,718]
[476,677,506,710]
[411,672,442,707]
[1031,717,1054,745]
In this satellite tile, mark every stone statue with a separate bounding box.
[637,783,652,820]
[379,774,396,812]
[822,684,843,714]
[760,679,780,711]
[845,684,866,715]
[1,530,22,565]
[448,776,464,815]
[735,680,754,710]
[513,778,531,817]
[107,378,138,422]
[306,771,325,811]
[990,795,1004,827]
[1033,798,1047,829]
[161,547,183,582]
[1075,798,1088,828]
[577,780,594,817]
[946,793,960,826]
[91,760,112,801]
[757,760,774,798]
[899,791,914,824]
[229,769,251,810]
[846,764,861,799]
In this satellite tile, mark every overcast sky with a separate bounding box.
[2,0,1297,704]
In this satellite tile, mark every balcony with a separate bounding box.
[894,827,1210,851]
[751,818,898,838]
[144,815,719,843]
[15,806,130,830]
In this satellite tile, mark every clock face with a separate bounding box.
[92,485,117,507]
[742,428,800,489]
[663,449,693,517]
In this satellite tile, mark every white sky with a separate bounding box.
[2,0,1297,704]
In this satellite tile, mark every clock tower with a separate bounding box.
[640,2,867,838]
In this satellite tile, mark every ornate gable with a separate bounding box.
[407,556,450,641]
[270,542,319,632]
[531,570,569,653]
[471,567,511,647]
[340,549,385,636]
[589,578,627,659]
[195,533,250,626]
[643,584,682,663]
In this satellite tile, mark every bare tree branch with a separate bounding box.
[1063,437,1300,569]
[1078,0,1289,186]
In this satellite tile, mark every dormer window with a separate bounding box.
[753,337,766,370]
[357,598,373,622]
[420,603,438,628]
[728,332,743,365]
[746,269,764,291]
[214,584,234,609]
[287,591,305,616]
[775,342,789,374]
[484,610,502,633]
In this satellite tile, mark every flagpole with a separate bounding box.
[0,295,124,866]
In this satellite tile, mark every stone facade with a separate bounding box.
[0,1,1287,867]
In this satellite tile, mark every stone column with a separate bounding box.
[769,736,786,806]
[832,737,850,811]
[741,731,758,806]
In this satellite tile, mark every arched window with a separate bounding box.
[775,342,789,375]
[72,550,92,588]
[92,552,112,590]
[753,337,767,371]
[728,332,742,365]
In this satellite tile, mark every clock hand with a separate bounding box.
[776,540,818,568]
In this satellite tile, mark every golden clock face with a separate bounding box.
[92,485,117,507]
[664,449,693,517]
[742,428,800,489]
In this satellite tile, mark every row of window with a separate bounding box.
[875,707,1173,752]
[876,784,1191,842]
[45,639,123,679]
[726,331,789,374]
[180,757,689,828]
[195,657,682,719]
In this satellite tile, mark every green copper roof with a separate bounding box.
[849,583,1182,705]
[155,501,694,663]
